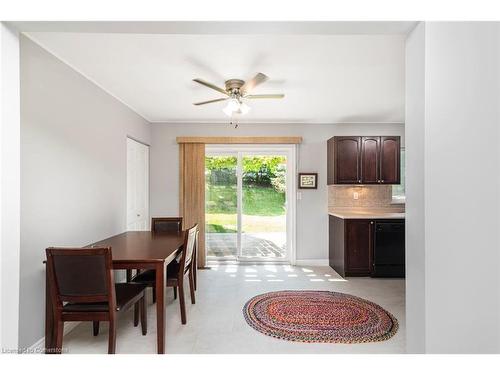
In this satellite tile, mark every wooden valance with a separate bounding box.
[176,136,302,144]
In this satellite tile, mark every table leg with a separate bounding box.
[155,262,166,354]
[45,265,55,354]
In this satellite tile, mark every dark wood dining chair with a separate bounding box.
[127,217,184,304]
[45,247,148,354]
[193,228,199,291]
[132,224,198,324]
[151,217,183,233]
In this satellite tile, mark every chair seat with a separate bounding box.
[131,269,155,284]
[63,283,146,312]
[131,262,180,284]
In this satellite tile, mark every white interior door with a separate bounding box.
[127,137,149,230]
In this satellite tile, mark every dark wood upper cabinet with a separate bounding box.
[361,137,380,184]
[331,136,362,184]
[327,138,336,185]
[327,136,400,185]
[379,136,400,184]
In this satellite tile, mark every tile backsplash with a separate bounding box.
[328,185,394,208]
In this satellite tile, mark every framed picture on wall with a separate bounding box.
[298,173,318,189]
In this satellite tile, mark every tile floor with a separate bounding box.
[61,264,406,354]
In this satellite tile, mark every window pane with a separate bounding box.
[205,155,238,259]
[241,155,287,259]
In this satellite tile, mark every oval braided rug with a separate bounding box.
[243,290,398,343]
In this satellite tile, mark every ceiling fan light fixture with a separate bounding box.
[227,98,240,111]
[222,104,235,117]
[223,98,250,117]
[193,72,282,118]
[239,102,250,115]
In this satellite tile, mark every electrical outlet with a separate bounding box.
[353,192,359,200]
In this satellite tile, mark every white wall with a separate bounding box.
[423,22,500,353]
[0,22,21,352]
[405,22,426,354]
[406,22,500,353]
[150,122,404,262]
[19,36,151,348]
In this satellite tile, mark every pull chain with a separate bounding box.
[230,114,239,128]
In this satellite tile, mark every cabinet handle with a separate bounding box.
[381,180,384,183]
[370,221,374,224]
[358,180,361,183]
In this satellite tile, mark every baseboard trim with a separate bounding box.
[28,321,81,354]
[294,259,330,266]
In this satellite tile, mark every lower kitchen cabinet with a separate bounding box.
[345,219,373,275]
[329,215,405,278]
[329,216,373,277]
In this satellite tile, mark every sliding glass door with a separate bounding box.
[205,146,295,262]
[240,154,287,259]
[205,153,238,259]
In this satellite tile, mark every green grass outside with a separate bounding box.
[206,185,285,216]
[206,185,285,233]
[206,213,286,233]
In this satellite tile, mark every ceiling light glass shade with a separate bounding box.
[223,104,235,117]
[223,98,239,116]
[222,98,250,117]
[239,102,250,115]
[227,98,240,111]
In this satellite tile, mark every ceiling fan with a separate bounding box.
[192,72,284,117]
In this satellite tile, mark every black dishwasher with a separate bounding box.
[373,221,405,277]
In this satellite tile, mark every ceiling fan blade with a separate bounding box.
[193,78,228,95]
[193,98,228,106]
[240,73,269,94]
[245,94,285,99]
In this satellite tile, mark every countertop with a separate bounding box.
[328,208,405,220]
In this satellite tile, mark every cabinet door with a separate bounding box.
[379,136,400,184]
[345,220,373,275]
[327,137,335,185]
[361,137,380,184]
[334,136,361,184]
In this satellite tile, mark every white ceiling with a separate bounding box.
[25,23,407,124]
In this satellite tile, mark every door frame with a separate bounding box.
[205,144,297,265]
[126,136,150,231]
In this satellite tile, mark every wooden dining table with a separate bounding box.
[45,230,185,354]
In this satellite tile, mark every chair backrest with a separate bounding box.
[179,224,198,274]
[45,247,115,309]
[151,217,183,233]
[194,229,199,265]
